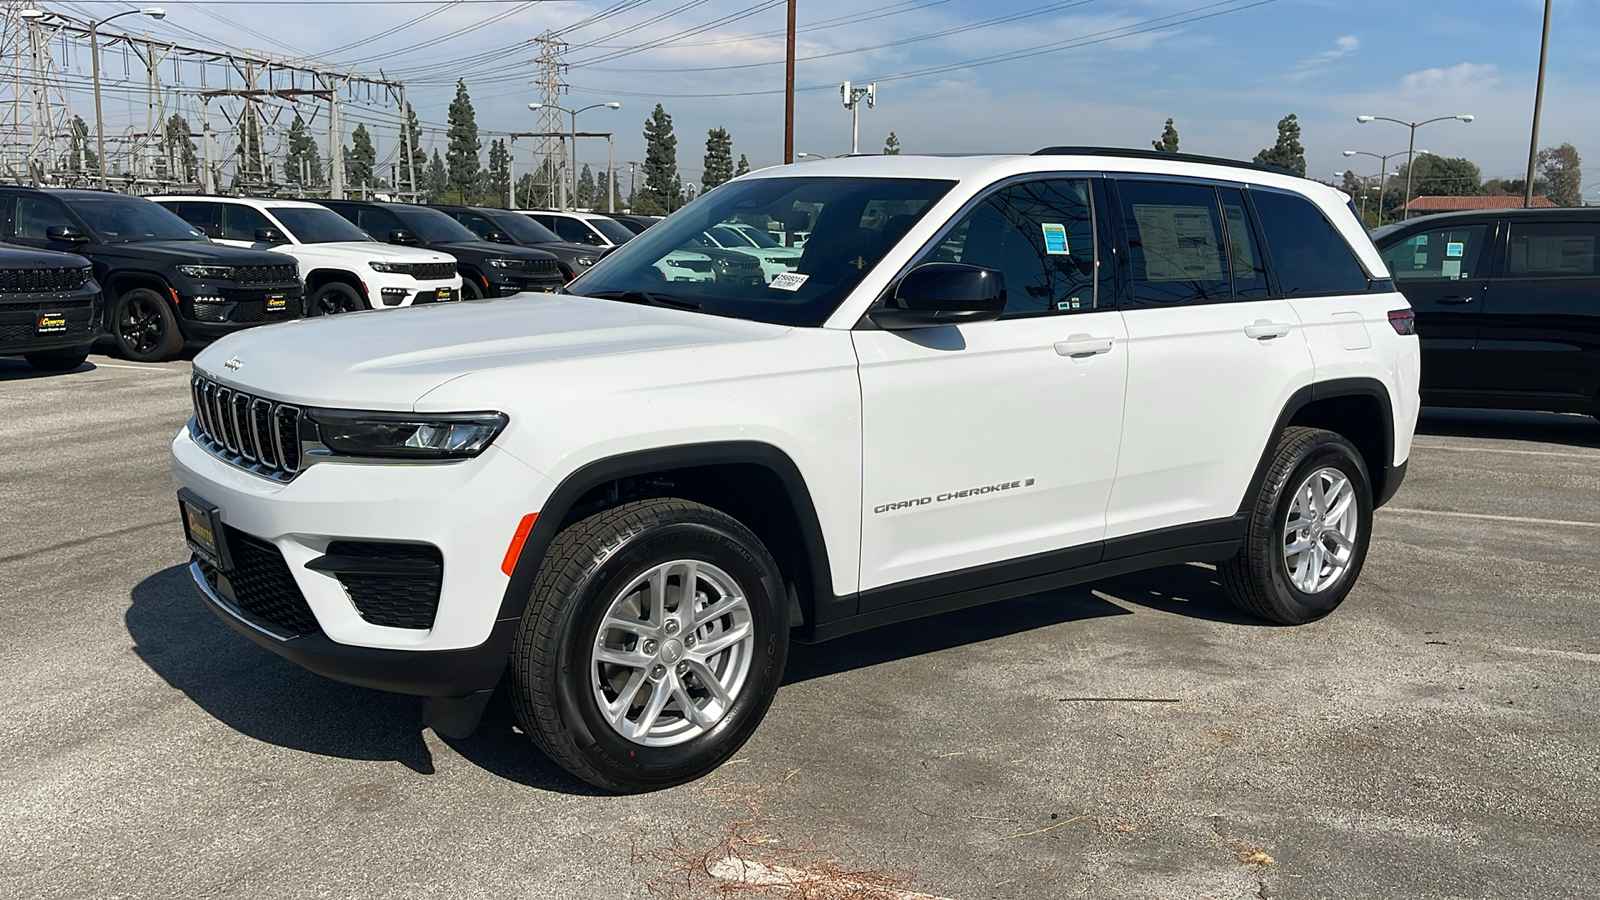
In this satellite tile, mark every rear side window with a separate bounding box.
[1251,190,1370,295]
[1115,180,1230,305]
[1218,187,1269,298]
[168,202,221,238]
[1379,224,1488,280]
[1505,222,1600,277]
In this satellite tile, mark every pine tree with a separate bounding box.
[284,114,322,188]
[424,148,449,203]
[735,153,750,177]
[1152,118,1180,153]
[233,105,266,185]
[639,103,680,215]
[161,114,198,183]
[446,79,482,204]
[1253,114,1306,175]
[486,138,510,207]
[66,115,98,172]
[344,123,378,193]
[702,127,733,190]
[883,131,900,155]
[576,163,596,208]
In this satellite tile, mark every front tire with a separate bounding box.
[23,345,90,371]
[460,275,484,301]
[1221,427,1373,625]
[308,282,366,315]
[509,499,790,793]
[112,288,184,362]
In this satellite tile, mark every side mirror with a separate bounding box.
[255,227,287,244]
[46,225,89,244]
[485,231,513,244]
[870,263,1006,330]
[387,229,420,246]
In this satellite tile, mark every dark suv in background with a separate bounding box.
[316,201,565,299]
[1374,208,1600,420]
[0,243,102,371]
[0,188,302,362]
[429,204,599,280]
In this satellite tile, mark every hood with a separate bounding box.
[431,241,558,261]
[193,292,789,410]
[299,242,454,264]
[0,244,92,269]
[97,240,286,266]
[532,241,599,258]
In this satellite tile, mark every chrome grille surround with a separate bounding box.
[190,372,304,481]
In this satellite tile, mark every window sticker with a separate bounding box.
[768,272,810,291]
[1415,234,1428,245]
[1414,252,1428,267]
[1441,260,1462,279]
[1041,222,1070,255]
[1130,204,1222,281]
[1446,242,1464,258]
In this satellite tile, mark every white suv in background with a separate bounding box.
[172,148,1419,794]
[154,196,463,314]
[521,209,639,248]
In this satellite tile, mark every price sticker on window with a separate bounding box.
[1041,223,1070,255]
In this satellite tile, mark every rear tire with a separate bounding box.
[308,282,366,315]
[1221,427,1373,625]
[23,345,90,371]
[112,288,184,362]
[509,499,790,793]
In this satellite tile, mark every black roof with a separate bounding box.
[0,186,146,199]
[1032,146,1303,179]
[1370,205,1597,241]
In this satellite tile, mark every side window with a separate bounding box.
[15,197,74,239]
[930,179,1097,316]
[553,217,597,243]
[221,204,273,241]
[171,202,221,238]
[1114,180,1230,306]
[1505,222,1600,277]
[1251,190,1370,295]
[356,208,400,237]
[1218,188,1270,298]
[1379,224,1488,281]
[458,213,494,239]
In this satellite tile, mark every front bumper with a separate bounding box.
[0,283,103,353]
[177,282,303,341]
[172,424,555,695]
[367,271,465,308]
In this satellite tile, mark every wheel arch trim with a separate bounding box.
[1241,377,1400,513]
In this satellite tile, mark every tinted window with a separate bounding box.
[551,216,600,244]
[271,207,372,244]
[166,201,220,238]
[394,208,480,243]
[1379,223,1488,281]
[14,197,74,239]
[930,179,1097,316]
[1115,180,1230,305]
[590,216,636,244]
[65,195,205,242]
[489,212,560,244]
[455,212,497,239]
[353,207,401,237]
[221,204,273,242]
[1505,221,1600,277]
[1251,189,1369,295]
[1219,187,1270,298]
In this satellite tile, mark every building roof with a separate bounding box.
[1403,195,1559,212]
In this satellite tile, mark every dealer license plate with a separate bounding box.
[36,311,68,334]
[265,295,289,313]
[436,287,454,302]
[178,488,230,570]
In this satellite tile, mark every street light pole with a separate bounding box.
[530,101,619,210]
[1343,149,1420,226]
[1357,114,1473,220]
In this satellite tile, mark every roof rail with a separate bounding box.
[1031,146,1303,179]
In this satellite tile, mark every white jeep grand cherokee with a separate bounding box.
[172,149,1420,793]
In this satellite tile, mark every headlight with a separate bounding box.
[307,409,508,459]
[177,265,232,279]
[575,257,597,268]
[369,261,400,273]
[486,258,523,269]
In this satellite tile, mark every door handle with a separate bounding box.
[1436,295,1474,304]
[1244,320,1292,340]
[1054,334,1114,357]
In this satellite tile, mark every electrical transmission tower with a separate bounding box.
[1,1,71,183]
[532,31,567,209]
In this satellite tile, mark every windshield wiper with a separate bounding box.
[579,289,702,311]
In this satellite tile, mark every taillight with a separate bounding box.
[1388,309,1416,336]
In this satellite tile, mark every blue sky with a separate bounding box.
[53,0,1600,195]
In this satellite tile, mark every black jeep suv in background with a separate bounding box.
[316,201,565,299]
[429,204,599,281]
[0,188,302,362]
[0,243,102,371]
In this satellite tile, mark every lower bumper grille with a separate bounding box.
[319,541,443,630]
[199,526,319,638]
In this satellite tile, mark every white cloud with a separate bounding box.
[1398,62,1501,101]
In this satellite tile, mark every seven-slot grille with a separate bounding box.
[0,266,93,294]
[190,373,303,480]
[230,263,298,286]
[391,262,456,280]
[518,258,560,276]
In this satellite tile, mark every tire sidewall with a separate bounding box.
[1265,438,1373,620]
[310,282,365,315]
[460,275,484,301]
[113,288,181,362]
[547,515,787,789]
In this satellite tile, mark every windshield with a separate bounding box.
[491,212,561,244]
[272,207,373,244]
[568,176,956,327]
[68,196,205,242]
[395,208,482,243]
[590,217,637,244]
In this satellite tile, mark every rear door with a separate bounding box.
[1476,217,1600,407]
[1377,219,1494,394]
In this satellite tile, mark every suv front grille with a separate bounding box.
[231,264,298,286]
[519,258,560,276]
[199,526,319,638]
[191,373,303,481]
[0,266,93,294]
[392,262,456,280]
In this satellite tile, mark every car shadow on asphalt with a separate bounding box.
[0,358,96,381]
[1417,407,1600,449]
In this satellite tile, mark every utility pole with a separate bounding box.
[328,76,344,199]
[398,82,417,202]
[784,0,796,164]
[1524,0,1553,209]
[841,82,875,155]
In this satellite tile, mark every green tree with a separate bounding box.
[638,103,680,215]
[884,131,900,155]
[446,79,482,204]
[1152,118,1180,152]
[735,153,750,177]
[576,163,596,208]
[703,127,733,190]
[344,123,378,193]
[1536,143,1582,206]
[233,104,265,184]
[66,115,98,172]
[1253,114,1305,175]
[1397,155,1482,196]
[424,148,449,203]
[161,114,198,183]
[486,138,510,207]
[284,114,322,188]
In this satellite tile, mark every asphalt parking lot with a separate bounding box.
[2,353,1597,900]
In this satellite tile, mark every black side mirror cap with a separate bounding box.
[46,225,89,243]
[255,227,287,244]
[387,229,419,245]
[870,262,1006,330]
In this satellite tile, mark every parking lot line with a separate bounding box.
[1411,442,1600,460]
[1380,507,1600,528]
[93,362,186,372]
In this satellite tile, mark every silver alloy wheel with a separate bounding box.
[590,559,755,747]
[1282,466,1360,594]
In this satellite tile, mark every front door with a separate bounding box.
[1476,218,1600,407]
[855,177,1127,600]
[1378,220,1494,395]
